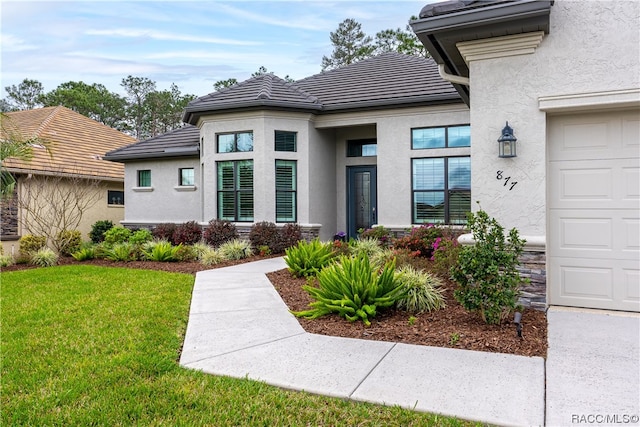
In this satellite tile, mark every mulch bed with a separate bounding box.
[4,255,547,358]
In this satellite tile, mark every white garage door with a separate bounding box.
[548,109,640,312]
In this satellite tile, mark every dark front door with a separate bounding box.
[347,166,377,239]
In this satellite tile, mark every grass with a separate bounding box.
[1,265,479,426]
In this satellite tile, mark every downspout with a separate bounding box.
[438,64,470,86]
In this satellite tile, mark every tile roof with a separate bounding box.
[104,124,199,161]
[2,106,136,181]
[184,52,460,124]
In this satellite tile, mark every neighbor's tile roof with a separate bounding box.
[104,124,200,161]
[2,106,136,181]
[184,52,460,124]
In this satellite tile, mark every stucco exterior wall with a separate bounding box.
[123,158,201,224]
[466,1,640,237]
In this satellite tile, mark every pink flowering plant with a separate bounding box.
[392,224,445,258]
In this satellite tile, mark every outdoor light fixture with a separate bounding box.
[498,121,517,158]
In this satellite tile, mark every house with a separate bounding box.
[0,106,137,254]
[410,0,639,312]
[105,0,639,313]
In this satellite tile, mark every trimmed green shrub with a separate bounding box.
[89,220,114,243]
[30,247,58,267]
[152,223,177,244]
[394,265,446,314]
[249,221,280,252]
[55,230,82,256]
[103,227,132,245]
[279,223,303,252]
[203,219,238,248]
[142,241,181,262]
[103,242,136,262]
[284,239,335,278]
[18,235,47,257]
[129,229,153,245]
[293,254,404,327]
[451,208,527,324]
[172,221,202,246]
[218,239,253,260]
[71,246,95,261]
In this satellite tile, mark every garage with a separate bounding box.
[548,109,640,311]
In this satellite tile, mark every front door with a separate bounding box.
[347,166,377,239]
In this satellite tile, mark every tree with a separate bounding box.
[3,78,45,111]
[321,19,375,71]
[15,169,103,253]
[374,23,428,57]
[214,78,238,91]
[143,84,195,138]
[40,81,129,132]
[121,76,156,140]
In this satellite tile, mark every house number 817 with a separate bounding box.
[496,170,518,190]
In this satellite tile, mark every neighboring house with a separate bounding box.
[105,0,639,313]
[411,0,639,312]
[0,106,137,254]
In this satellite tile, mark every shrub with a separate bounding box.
[142,241,181,262]
[71,246,95,261]
[30,247,58,267]
[203,219,238,248]
[394,265,445,313]
[451,208,527,325]
[292,254,404,327]
[431,236,461,279]
[18,235,47,257]
[89,220,114,243]
[152,223,177,244]
[104,227,132,245]
[218,239,253,260]
[55,230,82,256]
[200,248,225,266]
[249,221,280,252]
[129,229,153,245]
[0,254,14,268]
[191,242,211,260]
[174,244,197,262]
[392,225,445,258]
[349,237,384,259]
[279,223,303,252]
[284,239,335,277]
[359,226,394,248]
[172,221,202,246]
[103,242,137,262]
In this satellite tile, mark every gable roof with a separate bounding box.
[104,124,200,162]
[184,52,460,125]
[2,106,136,181]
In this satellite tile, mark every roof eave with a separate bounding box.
[104,147,200,163]
[183,100,323,125]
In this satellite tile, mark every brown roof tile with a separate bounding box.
[2,106,136,181]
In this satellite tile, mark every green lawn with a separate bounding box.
[1,265,478,426]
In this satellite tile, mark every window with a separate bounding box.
[347,139,377,157]
[179,168,195,186]
[108,190,124,205]
[412,156,470,224]
[275,131,297,152]
[217,160,253,221]
[275,160,296,222]
[217,131,253,153]
[137,170,151,187]
[412,125,470,149]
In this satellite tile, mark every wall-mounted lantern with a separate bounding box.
[498,121,517,158]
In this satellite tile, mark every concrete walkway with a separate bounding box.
[179,257,640,427]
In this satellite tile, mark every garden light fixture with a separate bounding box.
[498,122,517,158]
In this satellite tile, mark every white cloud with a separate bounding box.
[85,28,263,46]
[0,34,38,52]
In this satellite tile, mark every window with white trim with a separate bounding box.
[179,168,195,186]
[217,131,253,153]
[137,170,151,187]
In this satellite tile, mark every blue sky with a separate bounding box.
[1,0,430,99]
